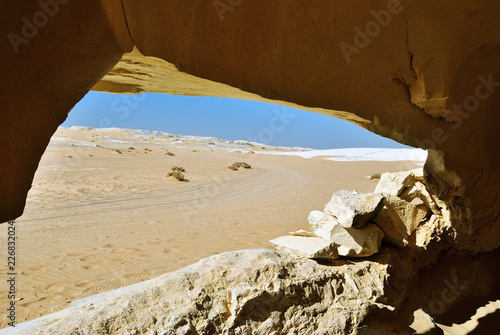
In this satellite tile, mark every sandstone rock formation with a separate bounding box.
[374,196,429,246]
[374,169,424,198]
[273,168,444,259]
[272,189,385,258]
[373,169,434,246]
[308,210,339,240]
[2,1,500,254]
[330,223,384,258]
[324,190,383,228]
[270,235,339,259]
[2,0,500,333]
[0,249,391,335]
[4,247,500,334]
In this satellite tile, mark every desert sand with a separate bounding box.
[0,127,424,328]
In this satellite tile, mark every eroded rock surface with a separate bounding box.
[308,210,339,240]
[1,2,500,255]
[0,250,390,335]
[324,190,383,228]
[270,236,339,259]
[373,169,434,246]
[331,224,384,258]
[2,1,500,333]
[274,189,386,259]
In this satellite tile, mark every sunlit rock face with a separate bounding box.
[1,1,499,332]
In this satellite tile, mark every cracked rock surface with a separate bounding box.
[1,250,390,335]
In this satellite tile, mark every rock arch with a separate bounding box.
[3,0,499,252]
[1,1,500,331]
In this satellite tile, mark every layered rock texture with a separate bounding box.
[3,250,392,335]
[2,0,500,333]
[270,169,443,259]
[271,189,386,259]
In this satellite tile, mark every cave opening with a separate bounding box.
[2,1,500,332]
[3,91,427,326]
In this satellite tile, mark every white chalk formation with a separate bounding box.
[270,189,384,259]
[271,168,440,259]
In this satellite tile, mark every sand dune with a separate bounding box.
[0,127,424,328]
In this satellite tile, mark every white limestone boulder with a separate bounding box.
[1,249,390,335]
[308,210,340,240]
[270,236,339,259]
[324,190,384,228]
[374,168,424,197]
[373,196,429,246]
[399,180,442,215]
[289,229,317,237]
[329,224,384,258]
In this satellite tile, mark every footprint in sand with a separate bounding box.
[83,260,108,270]
[163,248,181,254]
[79,254,98,262]
[93,244,115,251]
[124,269,154,280]
[83,284,108,295]
[75,281,91,288]
[111,257,134,265]
[21,266,45,276]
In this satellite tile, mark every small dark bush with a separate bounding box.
[228,162,252,170]
[167,167,187,181]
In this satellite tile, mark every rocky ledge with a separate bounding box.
[1,249,390,335]
[271,168,445,260]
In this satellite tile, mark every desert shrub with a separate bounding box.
[170,171,184,181]
[165,151,175,156]
[168,166,187,181]
[171,166,186,172]
[228,162,252,170]
[370,173,381,180]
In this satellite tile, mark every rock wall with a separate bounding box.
[1,1,499,253]
[1,1,500,332]
[3,248,500,334]
[0,250,392,335]
[1,0,133,222]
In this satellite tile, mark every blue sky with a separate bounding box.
[61,91,407,150]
